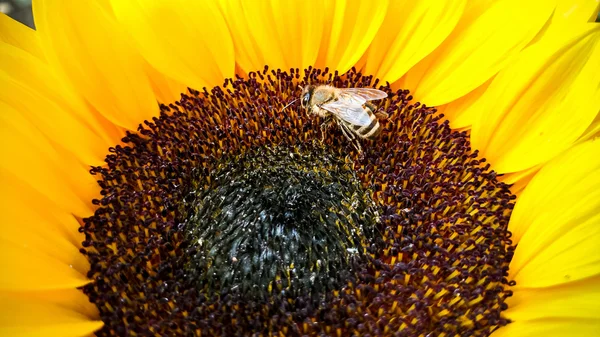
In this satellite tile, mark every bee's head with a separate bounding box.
[300,85,315,109]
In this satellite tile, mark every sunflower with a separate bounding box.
[1,0,599,336]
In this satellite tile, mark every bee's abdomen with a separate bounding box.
[352,110,381,139]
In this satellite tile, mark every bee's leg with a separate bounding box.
[354,139,363,154]
[351,138,363,154]
[319,121,327,142]
[339,122,362,154]
[375,111,389,119]
[338,121,354,141]
[320,117,334,142]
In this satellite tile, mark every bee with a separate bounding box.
[299,85,388,152]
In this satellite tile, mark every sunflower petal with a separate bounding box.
[498,163,543,197]
[508,139,600,288]
[0,13,42,57]
[0,45,109,166]
[315,0,389,73]
[0,104,96,217]
[554,0,600,23]
[143,62,187,105]
[216,0,271,73]
[490,318,600,337]
[2,288,99,319]
[110,0,234,91]
[505,276,600,322]
[32,0,158,130]
[0,292,102,337]
[0,39,124,149]
[0,238,90,291]
[470,24,600,174]
[0,175,84,246]
[221,0,387,75]
[222,0,316,72]
[0,221,89,275]
[436,76,494,129]
[577,111,600,144]
[529,0,600,46]
[363,0,465,84]
[403,0,555,106]
[0,181,89,274]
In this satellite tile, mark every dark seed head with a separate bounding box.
[183,144,383,302]
[82,66,515,337]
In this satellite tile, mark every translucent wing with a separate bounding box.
[320,100,373,126]
[338,88,388,104]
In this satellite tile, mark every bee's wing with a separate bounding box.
[339,88,388,103]
[321,100,372,126]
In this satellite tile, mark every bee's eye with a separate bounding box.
[302,94,310,106]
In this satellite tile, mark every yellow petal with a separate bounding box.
[0,40,123,150]
[0,292,102,337]
[216,0,275,73]
[1,288,99,319]
[508,139,600,288]
[554,0,599,23]
[529,1,600,46]
[498,163,543,198]
[577,111,600,144]
[315,0,389,73]
[491,319,600,337]
[403,0,556,106]
[0,238,90,291]
[436,76,494,129]
[110,0,234,91]
[0,45,109,166]
[505,276,600,322]
[525,1,600,48]
[0,323,103,337]
[363,0,465,84]
[221,0,388,74]
[220,0,311,72]
[0,13,43,57]
[513,211,600,288]
[0,221,89,276]
[144,62,187,105]
[0,181,89,274]
[33,0,158,130]
[0,174,84,247]
[0,104,96,217]
[471,24,600,174]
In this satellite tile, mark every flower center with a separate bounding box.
[183,144,382,301]
[82,67,516,336]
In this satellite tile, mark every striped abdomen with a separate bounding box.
[349,103,381,139]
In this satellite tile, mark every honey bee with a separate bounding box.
[299,85,388,152]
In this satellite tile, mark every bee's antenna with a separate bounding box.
[280,98,298,112]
